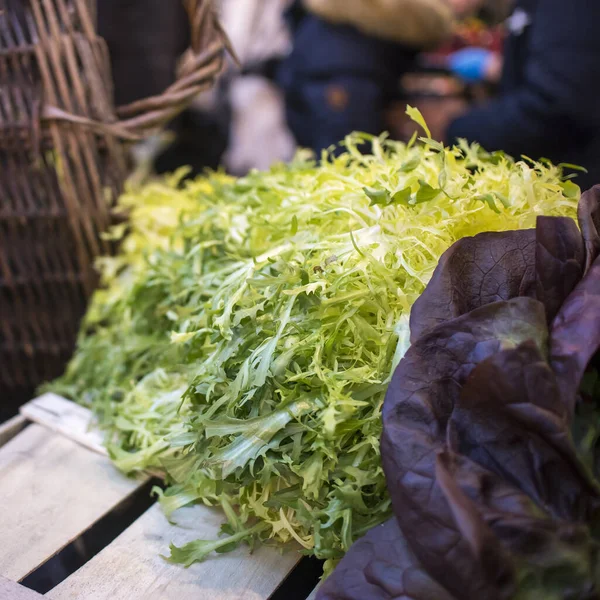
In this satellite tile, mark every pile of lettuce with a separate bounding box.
[319,187,600,599]
[50,124,581,574]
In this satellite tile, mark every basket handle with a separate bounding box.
[42,0,235,141]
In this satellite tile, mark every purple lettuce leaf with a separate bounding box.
[550,255,600,414]
[449,342,600,522]
[435,449,600,600]
[535,216,585,323]
[409,230,536,342]
[381,299,547,598]
[316,518,457,600]
[578,185,600,273]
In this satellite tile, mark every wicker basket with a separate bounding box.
[0,0,230,410]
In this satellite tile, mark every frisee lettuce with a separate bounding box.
[48,130,580,574]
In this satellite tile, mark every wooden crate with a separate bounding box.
[0,395,320,600]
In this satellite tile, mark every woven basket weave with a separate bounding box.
[0,0,230,408]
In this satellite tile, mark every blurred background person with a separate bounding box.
[395,0,510,143]
[277,0,457,155]
[438,0,600,189]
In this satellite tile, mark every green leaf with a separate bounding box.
[558,162,588,173]
[561,180,581,199]
[438,168,448,190]
[419,138,444,152]
[295,451,325,499]
[415,180,441,204]
[406,130,418,149]
[391,187,412,206]
[363,186,390,206]
[476,193,501,214]
[205,399,311,477]
[170,331,196,344]
[493,192,510,209]
[109,440,170,473]
[165,523,267,567]
[291,215,298,235]
[153,484,202,519]
[405,105,431,138]
[398,155,420,173]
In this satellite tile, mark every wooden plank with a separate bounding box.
[0,424,144,581]
[20,393,107,455]
[0,576,43,599]
[50,503,301,600]
[0,414,27,448]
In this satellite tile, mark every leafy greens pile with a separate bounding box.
[318,187,600,599]
[50,128,581,574]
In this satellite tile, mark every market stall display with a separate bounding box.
[44,116,582,580]
[6,1,598,599]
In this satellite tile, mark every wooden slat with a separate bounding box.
[20,393,107,455]
[12,396,309,598]
[49,503,301,600]
[0,414,27,447]
[0,576,43,599]
[0,424,144,581]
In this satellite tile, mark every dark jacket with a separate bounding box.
[278,4,416,153]
[447,0,600,190]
